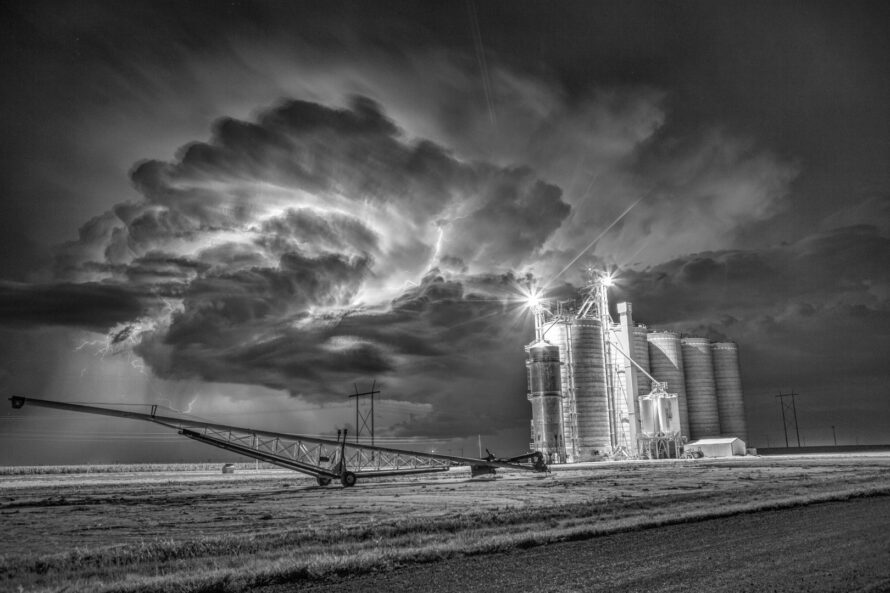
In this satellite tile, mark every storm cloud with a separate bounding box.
[611,221,890,443]
[1,2,887,459]
[2,88,878,440]
[0,281,149,332]
[5,95,567,433]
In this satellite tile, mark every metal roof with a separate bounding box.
[686,437,744,445]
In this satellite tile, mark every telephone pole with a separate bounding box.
[775,391,801,447]
[348,380,380,447]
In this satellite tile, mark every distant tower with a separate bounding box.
[614,302,641,448]
[632,324,652,401]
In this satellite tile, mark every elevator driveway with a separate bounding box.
[289,495,890,593]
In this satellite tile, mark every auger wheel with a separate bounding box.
[340,471,357,487]
[316,476,332,486]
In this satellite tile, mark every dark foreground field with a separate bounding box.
[289,496,890,593]
[2,454,889,592]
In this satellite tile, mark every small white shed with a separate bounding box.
[684,437,747,457]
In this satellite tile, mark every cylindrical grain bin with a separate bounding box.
[526,340,564,460]
[569,318,611,457]
[547,318,611,459]
[681,337,721,439]
[647,331,690,438]
[711,342,748,442]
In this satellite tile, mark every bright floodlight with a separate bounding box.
[602,273,614,287]
[523,284,542,309]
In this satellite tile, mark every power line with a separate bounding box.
[775,391,801,447]
[348,380,379,447]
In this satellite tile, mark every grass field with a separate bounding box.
[2,454,889,593]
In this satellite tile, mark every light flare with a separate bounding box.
[520,283,543,310]
[543,198,642,290]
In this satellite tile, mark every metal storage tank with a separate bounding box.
[542,321,575,457]
[639,394,681,435]
[711,342,748,442]
[526,340,564,461]
[681,337,721,439]
[546,318,611,459]
[647,331,690,438]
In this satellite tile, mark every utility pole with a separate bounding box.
[348,380,380,447]
[775,391,801,447]
[832,425,837,446]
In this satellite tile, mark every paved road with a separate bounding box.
[282,496,890,593]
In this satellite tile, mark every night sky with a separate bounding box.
[1,1,888,464]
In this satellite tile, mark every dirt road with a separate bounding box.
[288,495,890,593]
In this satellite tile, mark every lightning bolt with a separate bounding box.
[74,297,182,374]
[183,394,199,414]
[431,226,445,266]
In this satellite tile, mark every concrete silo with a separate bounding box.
[681,337,721,439]
[647,331,690,438]
[572,318,612,458]
[526,340,565,462]
[711,342,748,442]
[546,318,611,460]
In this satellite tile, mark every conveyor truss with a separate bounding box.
[8,396,547,487]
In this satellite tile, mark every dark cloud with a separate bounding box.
[819,194,890,235]
[1,94,568,437]
[132,267,535,434]
[51,96,570,290]
[0,281,149,332]
[608,221,890,442]
[439,168,569,269]
[126,96,461,229]
[617,223,889,324]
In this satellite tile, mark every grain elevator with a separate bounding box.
[526,271,748,461]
